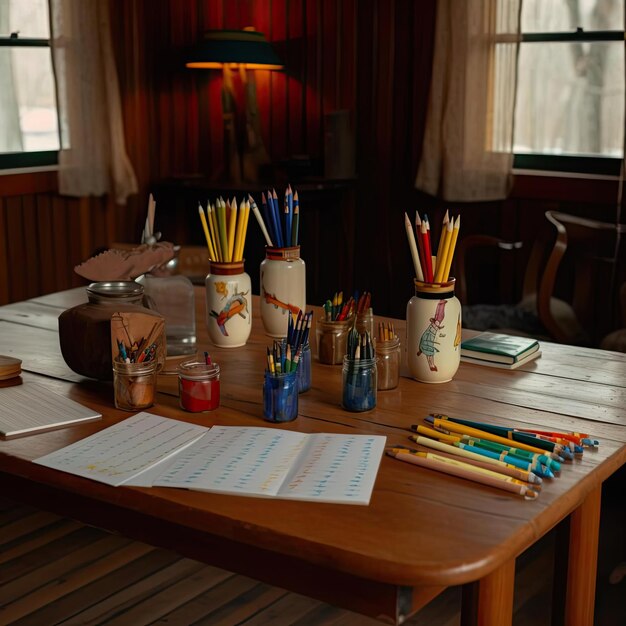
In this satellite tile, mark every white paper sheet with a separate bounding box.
[33,412,208,486]
[154,426,386,505]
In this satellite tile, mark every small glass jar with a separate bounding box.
[376,336,401,390]
[316,318,352,364]
[263,370,299,422]
[355,308,374,339]
[342,356,377,412]
[177,361,220,412]
[113,360,157,411]
[205,260,252,348]
[260,246,306,337]
[406,278,461,383]
[297,342,312,393]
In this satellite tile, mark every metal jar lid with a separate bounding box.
[87,281,144,299]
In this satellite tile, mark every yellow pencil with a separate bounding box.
[217,198,229,262]
[433,219,453,283]
[198,204,216,261]
[436,209,449,263]
[208,203,222,262]
[442,215,460,282]
[225,198,236,261]
[233,198,245,262]
[239,198,251,261]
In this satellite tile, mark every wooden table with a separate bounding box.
[0,287,625,626]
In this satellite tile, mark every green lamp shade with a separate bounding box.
[186,29,284,70]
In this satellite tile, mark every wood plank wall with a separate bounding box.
[1,0,624,343]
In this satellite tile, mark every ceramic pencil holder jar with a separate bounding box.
[260,246,306,337]
[205,260,252,348]
[406,278,461,383]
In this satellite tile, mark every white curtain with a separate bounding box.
[416,0,522,201]
[49,0,137,205]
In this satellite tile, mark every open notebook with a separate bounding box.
[0,382,101,438]
[34,413,386,505]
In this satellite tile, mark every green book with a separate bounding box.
[460,332,539,364]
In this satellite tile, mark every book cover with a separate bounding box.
[461,349,542,370]
[461,332,539,364]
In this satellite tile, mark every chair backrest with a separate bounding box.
[538,210,622,346]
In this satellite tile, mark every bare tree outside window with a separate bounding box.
[0,0,60,154]
[514,0,624,159]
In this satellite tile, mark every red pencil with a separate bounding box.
[420,221,433,282]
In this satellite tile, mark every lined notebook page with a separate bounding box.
[0,382,102,438]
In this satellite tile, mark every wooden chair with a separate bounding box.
[538,211,621,347]
[457,210,622,346]
[456,226,555,340]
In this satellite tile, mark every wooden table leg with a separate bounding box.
[563,485,602,626]
[461,558,515,626]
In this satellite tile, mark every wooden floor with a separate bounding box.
[0,493,624,626]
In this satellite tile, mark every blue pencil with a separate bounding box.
[285,185,293,247]
[271,189,284,247]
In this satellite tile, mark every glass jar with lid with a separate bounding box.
[58,281,164,381]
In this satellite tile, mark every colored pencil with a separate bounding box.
[387,448,539,499]
[404,212,424,281]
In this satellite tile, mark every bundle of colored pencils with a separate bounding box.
[248,187,299,249]
[377,322,396,343]
[404,209,460,284]
[266,339,300,374]
[355,291,371,318]
[287,310,313,353]
[198,197,251,262]
[346,328,374,360]
[116,338,157,364]
[322,292,354,321]
[387,413,600,500]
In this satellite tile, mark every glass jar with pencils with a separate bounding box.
[259,246,306,337]
[113,360,158,411]
[263,370,299,422]
[342,356,377,412]
[297,342,312,392]
[316,318,352,364]
[406,278,461,383]
[376,334,401,391]
[205,260,252,348]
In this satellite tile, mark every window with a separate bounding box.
[496,0,625,175]
[0,0,59,169]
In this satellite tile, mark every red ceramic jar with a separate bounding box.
[177,361,220,412]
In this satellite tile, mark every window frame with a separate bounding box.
[512,27,625,177]
[0,32,60,170]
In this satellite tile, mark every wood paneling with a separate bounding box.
[1,0,624,342]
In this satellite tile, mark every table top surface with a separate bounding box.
[0,286,625,590]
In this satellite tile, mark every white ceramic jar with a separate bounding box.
[406,278,461,383]
[259,246,306,337]
[205,261,252,347]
